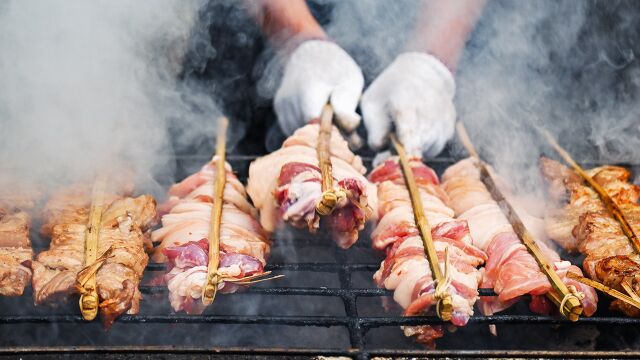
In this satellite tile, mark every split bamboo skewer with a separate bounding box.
[201,117,283,305]
[390,134,453,321]
[456,122,583,321]
[567,272,640,311]
[316,104,347,216]
[79,177,107,321]
[202,116,229,306]
[538,128,640,254]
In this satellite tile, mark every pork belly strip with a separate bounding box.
[442,158,597,317]
[247,123,377,249]
[31,187,156,326]
[369,157,487,347]
[541,157,640,316]
[151,159,271,314]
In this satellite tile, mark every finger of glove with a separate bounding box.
[274,88,303,136]
[395,109,435,157]
[361,96,391,150]
[330,74,364,132]
[422,100,456,158]
[300,83,332,126]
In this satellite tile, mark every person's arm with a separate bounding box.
[407,0,486,72]
[245,0,327,49]
[245,0,364,134]
[361,0,486,157]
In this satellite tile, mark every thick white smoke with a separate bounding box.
[0,0,215,193]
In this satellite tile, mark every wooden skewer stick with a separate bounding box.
[567,272,640,310]
[456,122,583,321]
[538,127,640,254]
[79,177,107,321]
[390,134,453,321]
[202,116,229,306]
[315,104,346,216]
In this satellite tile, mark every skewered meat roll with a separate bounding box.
[247,123,376,248]
[442,158,597,317]
[0,184,41,296]
[152,158,270,314]
[369,157,487,347]
[541,157,640,316]
[30,183,156,326]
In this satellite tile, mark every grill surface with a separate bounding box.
[2,155,640,359]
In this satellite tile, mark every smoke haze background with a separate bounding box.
[0,0,215,194]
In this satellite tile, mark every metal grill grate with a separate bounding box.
[2,155,640,359]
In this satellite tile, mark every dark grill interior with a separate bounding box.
[2,155,640,359]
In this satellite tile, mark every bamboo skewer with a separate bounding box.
[79,177,107,321]
[202,117,229,306]
[567,272,640,310]
[538,128,640,254]
[456,122,583,321]
[315,104,347,216]
[390,134,453,321]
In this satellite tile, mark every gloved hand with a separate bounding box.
[275,40,364,135]
[361,52,456,158]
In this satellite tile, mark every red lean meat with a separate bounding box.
[369,157,487,346]
[441,158,597,317]
[152,158,270,314]
[247,123,376,248]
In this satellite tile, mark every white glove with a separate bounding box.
[274,40,364,135]
[361,53,456,158]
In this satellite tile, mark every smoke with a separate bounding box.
[0,0,217,193]
[453,0,640,191]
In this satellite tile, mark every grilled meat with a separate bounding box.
[0,183,40,297]
[541,157,640,316]
[247,123,376,249]
[152,158,270,314]
[31,184,156,326]
[369,157,487,347]
[442,158,597,316]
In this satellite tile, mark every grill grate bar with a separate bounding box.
[3,314,639,326]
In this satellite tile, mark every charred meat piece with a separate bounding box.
[442,158,597,317]
[247,123,377,249]
[369,157,487,347]
[31,184,156,326]
[541,157,640,316]
[152,158,271,314]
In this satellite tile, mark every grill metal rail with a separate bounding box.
[2,155,640,359]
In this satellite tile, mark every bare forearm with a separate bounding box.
[245,0,327,49]
[407,0,486,72]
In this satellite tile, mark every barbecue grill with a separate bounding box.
[2,154,640,359]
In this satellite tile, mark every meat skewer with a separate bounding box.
[455,122,583,320]
[539,127,640,252]
[152,117,276,314]
[30,179,157,327]
[247,110,376,248]
[390,134,453,320]
[369,153,486,346]
[440,123,597,320]
[539,133,640,316]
